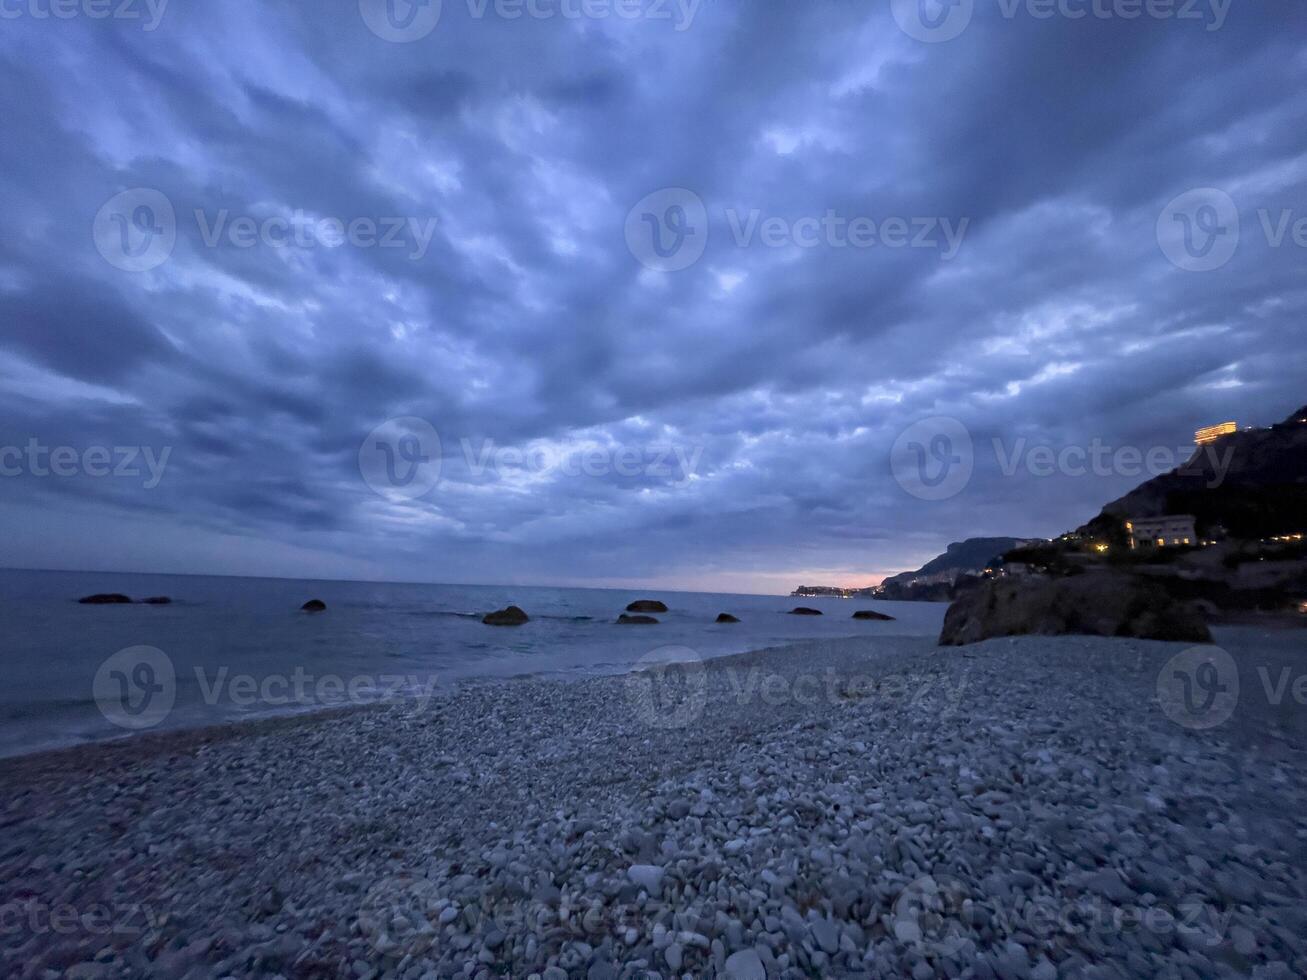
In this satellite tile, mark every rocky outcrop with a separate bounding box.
[78,594,132,605]
[715,613,741,623]
[483,606,530,626]
[939,573,1212,646]
[852,610,895,621]
[626,600,669,614]
[617,614,659,625]
[789,607,822,616]
[301,600,327,613]
[1078,403,1307,542]
[141,596,173,605]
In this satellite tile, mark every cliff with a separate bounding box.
[1077,405,1307,541]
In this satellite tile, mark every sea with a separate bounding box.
[0,568,947,758]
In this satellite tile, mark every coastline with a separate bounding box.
[0,625,927,766]
[0,567,948,762]
[3,631,1305,978]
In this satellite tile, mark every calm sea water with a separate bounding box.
[0,569,946,757]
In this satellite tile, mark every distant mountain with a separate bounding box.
[1078,404,1307,541]
[879,537,1037,600]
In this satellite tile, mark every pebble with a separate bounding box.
[3,633,1304,980]
[626,864,664,896]
[724,948,766,980]
[665,943,684,972]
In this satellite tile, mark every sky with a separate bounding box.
[0,0,1305,595]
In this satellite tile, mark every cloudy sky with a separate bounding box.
[1,0,1304,595]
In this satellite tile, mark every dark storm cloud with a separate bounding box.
[0,0,1304,591]
[0,278,177,382]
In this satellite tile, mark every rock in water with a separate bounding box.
[141,596,173,605]
[617,614,659,625]
[78,594,132,604]
[716,613,741,623]
[852,610,894,620]
[789,607,823,616]
[483,605,530,626]
[626,599,669,613]
[939,573,1213,646]
[301,599,327,613]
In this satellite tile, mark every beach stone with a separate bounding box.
[665,943,683,971]
[893,917,922,944]
[810,919,840,954]
[1232,925,1258,957]
[994,941,1030,980]
[724,948,766,980]
[6,629,1307,980]
[627,865,665,896]
[1076,869,1135,903]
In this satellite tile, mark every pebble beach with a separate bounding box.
[3,630,1305,979]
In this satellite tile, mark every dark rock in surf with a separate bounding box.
[626,600,669,614]
[301,599,327,613]
[78,594,132,605]
[852,610,894,621]
[617,614,660,625]
[789,607,823,616]
[716,613,741,623]
[142,596,173,605]
[483,606,530,626]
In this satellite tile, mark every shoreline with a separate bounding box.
[0,631,898,768]
[3,631,1305,978]
[1,604,1293,769]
